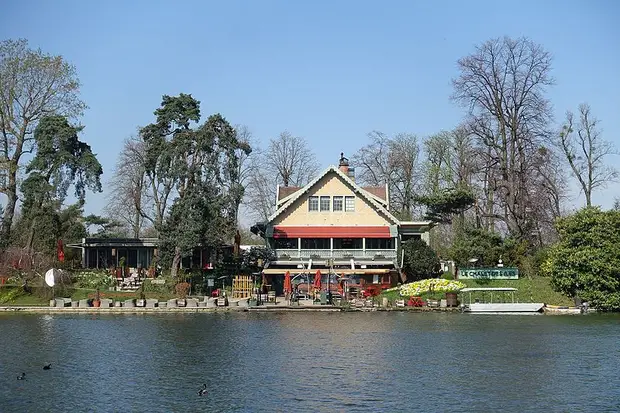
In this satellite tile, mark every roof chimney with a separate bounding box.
[338,152,349,173]
[339,152,355,181]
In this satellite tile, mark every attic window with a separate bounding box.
[333,196,343,211]
[345,196,355,212]
[308,196,319,211]
[320,196,330,211]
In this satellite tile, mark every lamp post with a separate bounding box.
[327,258,334,304]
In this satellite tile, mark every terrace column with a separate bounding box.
[330,238,333,258]
[298,238,301,256]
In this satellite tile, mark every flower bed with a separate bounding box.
[399,278,466,297]
[73,270,116,289]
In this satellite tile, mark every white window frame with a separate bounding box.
[320,196,331,211]
[345,196,355,212]
[333,196,343,211]
[308,196,319,211]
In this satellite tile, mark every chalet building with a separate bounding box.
[252,153,433,294]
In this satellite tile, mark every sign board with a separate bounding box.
[458,267,519,280]
[207,278,215,287]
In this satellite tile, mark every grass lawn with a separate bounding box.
[0,285,177,306]
[380,276,573,306]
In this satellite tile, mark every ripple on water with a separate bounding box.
[0,312,619,412]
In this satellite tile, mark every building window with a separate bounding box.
[333,196,343,211]
[366,238,394,249]
[320,196,331,211]
[274,238,299,249]
[333,238,362,249]
[308,196,319,211]
[301,238,330,249]
[345,196,355,212]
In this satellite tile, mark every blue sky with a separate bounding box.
[2,0,619,218]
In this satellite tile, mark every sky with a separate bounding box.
[1,0,619,222]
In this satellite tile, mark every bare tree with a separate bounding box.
[245,131,319,221]
[353,131,421,219]
[452,36,555,242]
[265,131,319,187]
[232,124,254,225]
[388,133,422,219]
[559,103,618,207]
[423,131,453,193]
[104,135,150,237]
[0,39,86,243]
[352,131,396,187]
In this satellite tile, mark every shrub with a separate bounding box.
[175,282,190,298]
[402,239,440,281]
[543,207,620,311]
[72,270,115,289]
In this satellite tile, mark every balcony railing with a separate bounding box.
[274,249,397,260]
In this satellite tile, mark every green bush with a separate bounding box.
[141,279,172,294]
[402,239,440,281]
[543,207,620,311]
[0,287,25,304]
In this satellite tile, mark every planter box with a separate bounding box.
[446,292,458,307]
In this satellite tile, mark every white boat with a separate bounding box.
[460,287,545,313]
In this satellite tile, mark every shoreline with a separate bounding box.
[0,305,586,314]
[0,305,463,314]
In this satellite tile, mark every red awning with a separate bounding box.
[273,226,391,238]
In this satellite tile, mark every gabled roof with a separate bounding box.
[267,165,401,224]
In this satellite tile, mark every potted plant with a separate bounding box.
[137,283,146,307]
[175,282,190,307]
[93,289,101,307]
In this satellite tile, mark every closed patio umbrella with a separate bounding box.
[284,271,292,294]
[338,273,345,296]
[313,270,322,292]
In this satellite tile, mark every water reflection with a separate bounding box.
[0,313,619,412]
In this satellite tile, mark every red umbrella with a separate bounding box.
[57,239,65,263]
[284,271,292,294]
[313,270,322,292]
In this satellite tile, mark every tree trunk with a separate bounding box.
[132,211,141,238]
[0,166,18,244]
[170,246,182,279]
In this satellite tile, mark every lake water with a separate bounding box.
[1,312,619,412]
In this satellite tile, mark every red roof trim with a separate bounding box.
[273,226,391,238]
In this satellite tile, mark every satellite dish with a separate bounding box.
[44,269,57,287]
